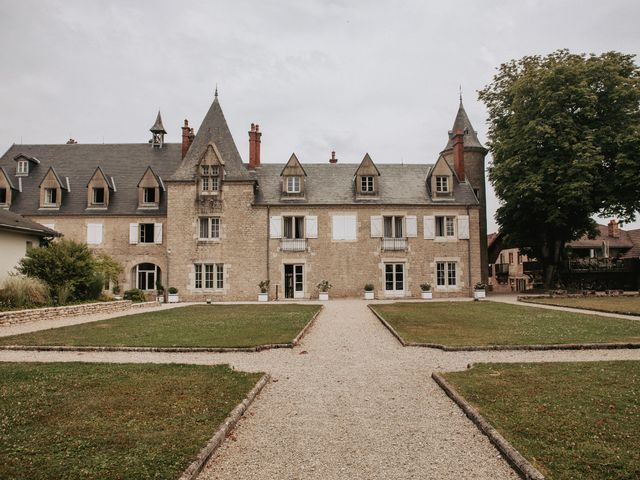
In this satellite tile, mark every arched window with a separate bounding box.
[134,263,161,291]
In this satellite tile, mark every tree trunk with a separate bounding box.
[541,239,563,290]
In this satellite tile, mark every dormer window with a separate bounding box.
[361,176,374,193]
[44,188,57,206]
[435,176,449,193]
[92,187,105,205]
[137,166,162,209]
[0,188,7,205]
[354,154,380,198]
[286,176,301,193]
[17,160,28,176]
[201,165,221,194]
[143,187,156,204]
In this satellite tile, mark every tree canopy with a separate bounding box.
[479,50,640,287]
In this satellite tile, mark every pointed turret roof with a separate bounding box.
[442,99,485,151]
[150,111,167,134]
[170,94,249,181]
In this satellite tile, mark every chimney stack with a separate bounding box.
[608,219,620,238]
[248,123,262,169]
[329,150,338,164]
[181,119,193,159]
[452,129,465,181]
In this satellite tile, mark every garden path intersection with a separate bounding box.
[2,299,640,479]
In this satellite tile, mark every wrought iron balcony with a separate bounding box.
[382,237,407,251]
[280,238,307,252]
[495,263,510,275]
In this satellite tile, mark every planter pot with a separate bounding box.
[258,293,269,302]
[421,291,433,300]
[364,291,374,300]
[168,294,179,303]
[319,292,329,301]
[113,295,122,301]
[473,289,486,300]
[156,296,165,303]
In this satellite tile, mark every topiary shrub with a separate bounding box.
[0,276,51,309]
[123,289,146,302]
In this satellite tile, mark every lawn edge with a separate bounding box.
[178,372,270,480]
[0,305,323,353]
[368,304,640,351]
[431,372,545,480]
[518,296,640,317]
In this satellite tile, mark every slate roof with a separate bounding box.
[170,96,250,182]
[0,143,182,216]
[568,224,635,250]
[150,111,167,134]
[0,208,60,236]
[442,99,485,151]
[626,229,640,259]
[254,163,479,205]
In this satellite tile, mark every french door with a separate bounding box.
[284,264,304,299]
[384,263,405,296]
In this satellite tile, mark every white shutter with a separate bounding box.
[405,216,417,238]
[344,215,357,240]
[458,215,470,239]
[423,216,435,239]
[305,216,318,238]
[332,215,344,240]
[370,215,383,237]
[87,224,102,245]
[129,223,139,244]
[154,223,163,244]
[270,216,282,239]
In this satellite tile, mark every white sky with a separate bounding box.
[1,0,638,230]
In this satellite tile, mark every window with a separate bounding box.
[435,216,455,237]
[385,263,404,292]
[92,187,105,205]
[509,252,514,264]
[361,176,374,192]
[200,165,221,193]
[383,216,404,238]
[286,176,300,193]
[199,217,220,239]
[435,176,449,193]
[436,261,457,287]
[194,263,224,290]
[0,188,6,204]
[143,187,156,204]
[44,188,57,206]
[332,215,357,241]
[517,252,522,264]
[139,223,155,243]
[86,223,103,245]
[283,216,304,239]
[16,161,28,175]
[136,263,158,291]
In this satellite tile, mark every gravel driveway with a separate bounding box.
[2,299,640,479]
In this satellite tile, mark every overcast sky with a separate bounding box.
[1,0,638,230]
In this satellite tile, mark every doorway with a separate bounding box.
[284,264,304,299]
[384,263,405,296]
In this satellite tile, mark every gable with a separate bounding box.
[354,153,380,177]
[198,143,225,167]
[39,167,68,191]
[137,167,161,188]
[280,153,307,177]
[87,166,113,190]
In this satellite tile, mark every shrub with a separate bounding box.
[364,284,374,292]
[124,289,146,302]
[420,283,432,292]
[474,282,487,290]
[258,280,270,293]
[54,283,73,305]
[316,280,332,292]
[0,276,51,309]
[168,287,178,294]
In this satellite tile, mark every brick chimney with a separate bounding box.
[329,150,338,164]
[608,219,620,238]
[181,119,194,160]
[248,123,262,169]
[452,129,465,181]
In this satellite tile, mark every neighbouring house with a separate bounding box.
[487,232,537,293]
[0,92,488,300]
[0,209,60,283]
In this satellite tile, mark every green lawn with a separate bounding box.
[443,362,640,480]
[0,362,263,480]
[0,304,320,348]
[371,302,640,347]
[523,296,640,316]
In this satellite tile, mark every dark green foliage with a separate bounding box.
[479,50,640,287]
[123,288,146,302]
[168,287,178,294]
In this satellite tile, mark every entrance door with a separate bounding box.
[284,264,304,299]
[384,263,404,296]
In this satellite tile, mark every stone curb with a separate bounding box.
[0,306,323,354]
[431,372,545,480]
[178,373,271,480]
[517,297,640,318]
[368,305,640,352]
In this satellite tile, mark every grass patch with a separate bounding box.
[0,362,262,480]
[371,302,640,346]
[523,296,640,316]
[0,304,320,348]
[443,361,640,479]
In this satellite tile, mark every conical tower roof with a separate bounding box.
[150,110,167,134]
[170,93,249,181]
[442,99,485,151]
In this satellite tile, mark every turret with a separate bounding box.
[149,110,167,148]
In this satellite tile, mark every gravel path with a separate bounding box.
[2,299,640,479]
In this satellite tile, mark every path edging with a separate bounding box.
[292,306,322,345]
[432,372,545,480]
[179,373,270,480]
[368,305,640,351]
[518,296,640,317]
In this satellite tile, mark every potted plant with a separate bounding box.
[473,282,486,300]
[167,287,179,303]
[420,283,433,300]
[258,280,270,302]
[317,280,332,301]
[364,284,375,300]
[156,283,165,303]
[112,284,122,301]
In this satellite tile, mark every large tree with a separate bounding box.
[479,50,640,288]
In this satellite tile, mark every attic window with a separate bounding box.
[435,176,449,193]
[286,176,301,193]
[92,187,105,205]
[44,188,57,206]
[143,187,156,203]
[16,161,28,176]
[0,188,6,204]
[200,165,221,194]
[361,176,374,193]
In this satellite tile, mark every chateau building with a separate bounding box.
[0,93,488,300]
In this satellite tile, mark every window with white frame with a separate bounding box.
[435,176,449,193]
[360,176,374,193]
[332,214,357,241]
[16,160,28,175]
[200,165,221,193]
[143,187,156,204]
[139,223,155,243]
[383,216,404,238]
[436,261,457,287]
[283,216,304,239]
[435,216,455,237]
[194,263,224,289]
[92,187,105,205]
[86,223,103,245]
[199,217,220,240]
[286,176,300,193]
[0,188,7,204]
[44,188,57,206]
